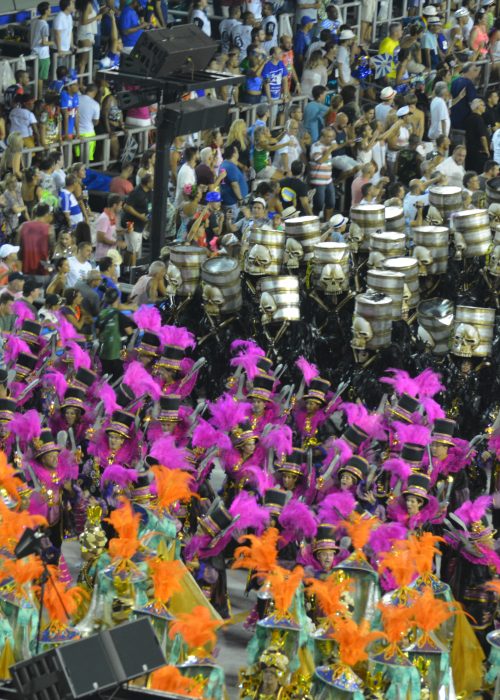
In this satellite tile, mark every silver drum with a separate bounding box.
[169,244,208,297]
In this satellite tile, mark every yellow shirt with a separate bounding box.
[378,36,400,80]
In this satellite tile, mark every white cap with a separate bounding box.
[427,15,442,23]
[339,29,356,41]
[0,244,20,258]
[396,105,410,117]
[380,86,396,100]
[281,206,300,220]
[454,7,469,17]
[329,213,349,228]
[422,5,438,15]
[252,197,267,207]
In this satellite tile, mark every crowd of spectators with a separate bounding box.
[0,0,499,348]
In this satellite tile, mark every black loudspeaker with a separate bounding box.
[120,25,217,78]
[160,97,229,139]
[10,619,166,700]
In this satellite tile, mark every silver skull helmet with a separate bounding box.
[413,245,434,276]
[488,244,500,277]
[246,243,272,276]
[259,291,277,324]
[351,315,373,350]
[452,322,480,357]
[348,223,364,253]
[319,263,346,294]
[284,238,304,270]
[454,231,466,261]
[166,263,182,295]
[367,251,385,269]
[402,283,411,321]
[202,283,224,315]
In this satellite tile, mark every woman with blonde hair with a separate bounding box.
[0,132,24,180]
[301,50,328,100]
[226,119,250,172]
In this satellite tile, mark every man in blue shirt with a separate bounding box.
[262,47,289,103]
[450,62,480,129]
[119,0,150,53]
[60,76,79,139]
[219,144,248,214]
[303,85,332,143]
[293,15,315,77]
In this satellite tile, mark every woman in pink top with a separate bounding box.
[470,11,489,57]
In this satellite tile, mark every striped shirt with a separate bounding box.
[309,142,333,186]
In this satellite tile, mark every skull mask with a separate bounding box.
[166,263,182,296]
[319,263,346,294]
[454,232,466,261]
[202,283,225,316]
[414,245,434,276]
[488,244,500,277]
[402,283,411,321]
[367,251,385,269]
[260,291,277,324]
[452,322,480,357]
[351,315,374,350]
[348,223,364,253]
[246,244,272,276]
[284,238,304,270]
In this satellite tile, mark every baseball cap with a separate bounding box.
[380,86,396,100]
[339,28,355,40]
[0,244,20,259]
[422,5,438,15]
[301,15,315,26]
[7,272,24,282]
[206,191,221,203]
[253,197,267,207]
[329,213,349,228]
[396,105,410,117]
[454,7,469,17]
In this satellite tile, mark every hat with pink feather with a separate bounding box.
[264,487,289,516]
[158,395,182,423]
[105,410,135,439]
[156,325,196,371]
[453,495,495,541]
[137,331,161,358]
[33,428,61,459]
[275,447,306,478]
[70,367,98,390]
[247,373,275,402]
[431,418,456,446]
[0,398,16,422]
[338,455,369,482]
[60,387,86,414]
[312,523,339,553]
[15,351,37,379]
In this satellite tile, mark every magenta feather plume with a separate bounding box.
[317,491,356,525]
[101,464,138,488]
[488,434,500,459]
[382,457,413,488]
[56,312,83,344]
[158,324,195,350]
[148,435,194,472]
[123,361,161,401]
[413,368,444,398]
[184,533,213,561]
[229,491,270,534]
[393,421,431,447]
[9,409,42,441]
[66,341,91,370]
[230,339,265,355]
[208,393,252,432]
[455,495,492,526]
[4,336,30,365]
[295,356,319,385]
[44,370,68,402]
[12,301,35,327]
[192,418,231,451]
[379,368,419,397]
[279,499,317,541]
[342,402,386,440]
[230,343,266,380]
[368,522,407,555]
[421,397,445,423]
[244,465,276,494]
[133,305,161,332]
[57,449,78,481]
[325,438,353,466]
[260,425,293,456]
[100,382,118,415]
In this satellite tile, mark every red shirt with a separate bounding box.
[19,221,50,275]
[110,176,134,196]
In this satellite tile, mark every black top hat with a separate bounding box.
[71,367,98,389]
[115,383,135,409]
[158,395,181,422]
[20,319,42,340]
[105,410,135,438]
[156,344,184,371]
[61,387,86,413]
[33,428,61,459]
[233,420,259,445]
[256,357,274,374]
[304,377,331,404]
[403,473,430,501]
[401,443,425,464]
[432,418,456,446]
[131,473,154,503]
[343,424,369,449]
[389,393,421,423]
[137,331,161,357]
[15,351,37,377]
[198,500,236,544]
[264,488,288,515]
[313,524,339,553]
[275,448,306,477]
[339,456,369,482]
[248,374,274,402]
[0,398,16,421]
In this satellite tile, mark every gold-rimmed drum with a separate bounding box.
[383,257,420,309]
[201,256,242,313]
[284,216,321,260]
[169,244,208,297]
[451,209,492,258]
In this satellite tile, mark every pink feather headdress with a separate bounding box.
[56,313,83,344]
[368,522,407,555]
[43,370,68,402]
[260,425,293,456]
[229,491,270,534]
[158,325,196,351]
[316,491,356,525]
[342,402,386,440]
[208,393,252,433]
[229,339,266,380]
[58,449,79,481]
[12,301,35,327]
[279,499,317,542]
[393,421,431,447]
[455,495,492,527]
[101,464,139,488]
[243,465,276,494]
[380,368,445,421]
[324,439,353,467]
[123,361,161,401]
[192,418,231,452]
[380,368,418,396]
[488,434,500,460]
[9,409,42,442]
[100,382,119,415]
[66,341,91,370]
[147,435,195,472]
[133,305,162,333]
[382,458,413,488]
[4,336,30,365]
[295,356,319,385]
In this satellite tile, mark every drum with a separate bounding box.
[451,306,496,358]
[429,186,463,221]
[201,256,242,313]
[452,209,492,258]
[383,257,420,309]
[417,298,454,355]
[351,204,385,251]
[259,276,301,322]
[169,244,208,297]
[312,242,350,292]
[384,206,405,233]
[352,291,393,350]
[412,226,449,275]
[367,269,405,321]
[245,228,285,276]
[284,216,321,261]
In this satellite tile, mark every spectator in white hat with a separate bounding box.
[0,244,21,286]
[337,28,357,88]
[453,6,473,43]
[375,86,397,129]
[421,16,444,69]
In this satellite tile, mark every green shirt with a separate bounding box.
[97,307,121,360]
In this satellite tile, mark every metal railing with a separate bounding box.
[50,46,94,85]
[0,53,39,98]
